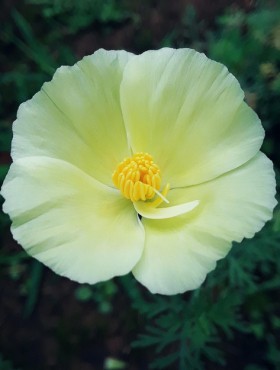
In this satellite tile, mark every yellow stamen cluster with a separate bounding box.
[112,152,161,202]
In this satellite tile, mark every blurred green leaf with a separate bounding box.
[23,260,44,317]
[0,165,9,183]
[75,285,93,301]
[104,357,127,369]
[0,354,21,370]
[10,10,56,75]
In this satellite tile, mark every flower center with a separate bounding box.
[112,152,169,203]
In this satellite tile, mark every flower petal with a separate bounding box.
[133,153,276,294]
[12,49,134,185]
[120,48,264,187]
[133,218,231,295]
[1,157,144,284]
[134,200,199,219]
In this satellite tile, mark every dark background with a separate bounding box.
[0,1,280,369]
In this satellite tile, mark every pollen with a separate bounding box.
[112,152,162,202]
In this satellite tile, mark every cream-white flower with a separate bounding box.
[1,48,276,295]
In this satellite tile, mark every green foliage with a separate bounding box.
[161,5,206,52]
[23,261,44,317]
[207,2,280,166]
[27,0,135,33]
[104,357,127,369]
[0,354,21,370]
[75,280,118,313]
[11,11,57,75]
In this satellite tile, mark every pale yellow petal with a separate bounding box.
[134,199,199,219]
[133,218,231,294]
[120,48,264,187]
[133,153,276,294]
[1,157,144,284]
[167,152,277,242]
[12,49,134,185]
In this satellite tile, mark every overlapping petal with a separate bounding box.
[1,157,144,284]
[120,48,264,188]
[133,153,276,294]
[12,49,134,186]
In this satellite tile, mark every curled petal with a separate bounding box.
[134,200,199,219]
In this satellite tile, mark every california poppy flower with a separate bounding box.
[1,48,276,294]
